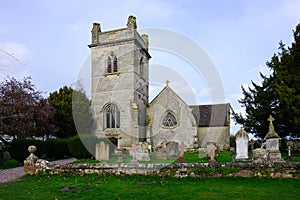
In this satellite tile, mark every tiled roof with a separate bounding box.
[190,104,230,127]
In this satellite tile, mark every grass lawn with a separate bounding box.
[0,174,299,200]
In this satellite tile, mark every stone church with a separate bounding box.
[89,16,230,150]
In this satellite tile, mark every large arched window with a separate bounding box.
[103,103,120,129]
[162,111,177,128]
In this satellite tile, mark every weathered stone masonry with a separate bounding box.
[34,160,300,179]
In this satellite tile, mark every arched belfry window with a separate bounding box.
[140,57,144,77]
[113,56,118,72]
[103,103,120,129]
[107,57,112,73]
[162,111,177,128]
[107,53,118,74]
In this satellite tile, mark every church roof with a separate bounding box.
[190,104,230,127]
[149,82,231,128]
[149,82,189,108]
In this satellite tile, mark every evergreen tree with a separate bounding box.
[48,86,94,138]
[234,23,300,139]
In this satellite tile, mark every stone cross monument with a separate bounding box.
[264,115,284,162]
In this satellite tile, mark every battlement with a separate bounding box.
[89,16,149,51]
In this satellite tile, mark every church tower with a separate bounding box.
[89,16,151,148]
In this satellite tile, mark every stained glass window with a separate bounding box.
[162,111,177,128]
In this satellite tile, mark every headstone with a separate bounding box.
[95,141,110,161]
[24,145,38,175]
[286,145,293,160]
[115,148,125,163]
[206,142,217,163]
[177,142,187,163]
[130,144,138,163]
[3,151,11,161]
[235,128,249,160]
[264,115,284,162]
[166,141,180,159]
[178,142,187,157]
[288,145,292,157]
[155,141,180,160]
[252,148,268,164]
[135,142,150,161]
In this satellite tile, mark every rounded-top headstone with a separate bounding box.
[28,145,37,153]
[235,128,248,139]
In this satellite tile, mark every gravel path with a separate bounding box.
[0,158,77,184]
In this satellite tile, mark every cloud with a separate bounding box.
[0,42,31,67]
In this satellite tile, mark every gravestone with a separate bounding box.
[95,141,110,161]
[235,128,249,160]
[135,142,150,161]
[178,142,187,157]
[130,144,138,163]
[286,145,293,160]
[24,145,38,175]
[115,148,125,163]
[155,141,180,160]
[264,115,284,162]
[206,142,217,163]
[166,141,180,159]
[177,142,187,163]
[252,148,268,164]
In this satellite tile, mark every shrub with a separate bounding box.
[44,138,70,159]
[67,135,100,159]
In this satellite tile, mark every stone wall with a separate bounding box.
[147,86,197,148]
[34,161,300,179]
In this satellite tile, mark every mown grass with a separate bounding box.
[0,174,299,200]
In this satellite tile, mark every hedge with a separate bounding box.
[10,138,45,162]
[11,138,70,162]
[10,135,103,161]
[67,135,100,159]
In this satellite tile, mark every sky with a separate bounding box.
[0,0,299,136]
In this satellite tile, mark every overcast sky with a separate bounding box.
[0,0,299,136]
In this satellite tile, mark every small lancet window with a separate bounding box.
[107,57,112,73]
[162,111,177,128]
[113,56,118,72]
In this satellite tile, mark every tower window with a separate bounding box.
[107,54,118,74]
[162,111,177,128]
[113,56,118,72]
[103,103,120,129]
[140,57,144,77]
[107,57,112,73]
